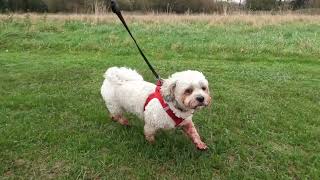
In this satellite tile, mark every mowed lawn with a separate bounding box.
[0,14,319,179]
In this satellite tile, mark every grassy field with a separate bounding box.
[0,14,319,179]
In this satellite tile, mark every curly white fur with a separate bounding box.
[101,67,211,150]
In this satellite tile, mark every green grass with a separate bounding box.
[0,14,319,179]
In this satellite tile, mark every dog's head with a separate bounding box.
[161,70,211,111]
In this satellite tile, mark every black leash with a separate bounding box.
[110,0,160,80]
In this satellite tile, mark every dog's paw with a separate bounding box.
[145,135,155,144]
[118,119,129,126]
[196,141,208,150]
[111,115,129,126]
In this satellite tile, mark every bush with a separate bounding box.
[246,0,277,11]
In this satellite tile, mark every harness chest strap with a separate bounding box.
[143,80,184,127]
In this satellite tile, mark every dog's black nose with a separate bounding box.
[196,96,204,103]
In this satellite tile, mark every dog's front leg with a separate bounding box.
[183,121,207,150]
[144,124,157,143]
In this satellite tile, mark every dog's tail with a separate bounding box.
[104,67,143,85]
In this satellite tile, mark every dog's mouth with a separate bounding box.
[185,99,210,110]
[191,102,208,110]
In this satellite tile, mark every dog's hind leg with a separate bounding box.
[105,102,129,126]
[111,114,129,126]
[101,79,130,126]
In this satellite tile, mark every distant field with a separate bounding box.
[2,13,320,25]
[0,14,319,179]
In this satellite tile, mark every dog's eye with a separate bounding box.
[202,86,207,91]
[185,88,193,94]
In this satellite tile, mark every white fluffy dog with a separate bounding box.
[101,67,211,150]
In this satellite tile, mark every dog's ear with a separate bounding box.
[161,79,176,102]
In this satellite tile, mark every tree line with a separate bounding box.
[0,0,319,13]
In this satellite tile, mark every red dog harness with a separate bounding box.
[144,80,184,127]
